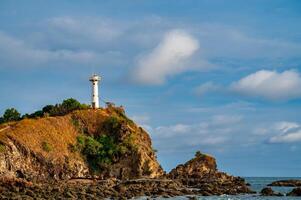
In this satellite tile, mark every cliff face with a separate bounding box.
[0,106,163,181]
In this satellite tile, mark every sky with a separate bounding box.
[1,0,301,177]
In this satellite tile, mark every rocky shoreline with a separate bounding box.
[0,177,253,199]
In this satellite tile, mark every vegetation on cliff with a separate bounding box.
[0,98,89,124]
[71,114,136,172]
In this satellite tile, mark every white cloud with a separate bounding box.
[0,31,125,68]
[260,121,301,144]
[231,70,301,101]
[274,121,300,133]
[211,114,243,125]
[252,127,269,136]
[190,136,228,146]
[147,114,243,153]
[269,130,301,143]
[131,29,207,85]
[156,124,192,136]
[47,16,123,44]
[194,82,220,96]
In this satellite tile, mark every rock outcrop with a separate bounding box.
[260,187,283,196]
[287,187,301,196]
[168,152,253,195]
[0,106,163,181]
[268,179,301,187]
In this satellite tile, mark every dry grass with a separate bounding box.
[0,108,124,160]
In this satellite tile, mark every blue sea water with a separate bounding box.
[136,177,301,199]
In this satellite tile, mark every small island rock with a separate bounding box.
[268,180,301,187]
[260,187,283,196]
[168,151,254,195]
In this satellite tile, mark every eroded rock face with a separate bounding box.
[0,106,163,181]
[0,137,89,182]
[168,152,254,195]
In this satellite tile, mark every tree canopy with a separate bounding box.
[2,108,21,122]
[0,98,90,124]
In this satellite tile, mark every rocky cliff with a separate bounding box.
[0,105,163,181]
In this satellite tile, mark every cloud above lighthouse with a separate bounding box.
[131,30,205,85]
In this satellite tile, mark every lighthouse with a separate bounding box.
[89,74,101,109]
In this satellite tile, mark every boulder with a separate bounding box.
[260,187,283,196]
[287,187,301,196]
[268,180,301,187]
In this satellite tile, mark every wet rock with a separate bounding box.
[268,180,301,187]
[187,196,198,200]
[287,187,301,196]
[260,187,283,196]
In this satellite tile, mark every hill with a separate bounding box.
[0,105,163,181]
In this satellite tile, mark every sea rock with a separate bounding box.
[168,151,254,195]
[287,187,301,196]
[260,187,283,196]
[268,179,301,187]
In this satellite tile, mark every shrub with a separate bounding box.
[2,108,21,122]
[41,142,52,152]
[195,151,203,158]
[84,136,103,156]
[2,98,89,123]
[62,98,82,112]
[102,116,122,135]
[75,134,131,171]
[29,110,44,118]
[42,105,55,113]
[48,98,90,116]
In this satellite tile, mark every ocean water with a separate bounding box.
[136,177,301,200]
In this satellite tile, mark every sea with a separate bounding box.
[136,177,301,200]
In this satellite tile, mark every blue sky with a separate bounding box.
[1,0,301,176]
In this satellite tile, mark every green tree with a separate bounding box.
[62,98,82,112]
[195,151,202,158]
[29,110,44,118]
[42,105,55,113]
[3,108,21,122]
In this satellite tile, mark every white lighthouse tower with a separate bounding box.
[89,74,101,109]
